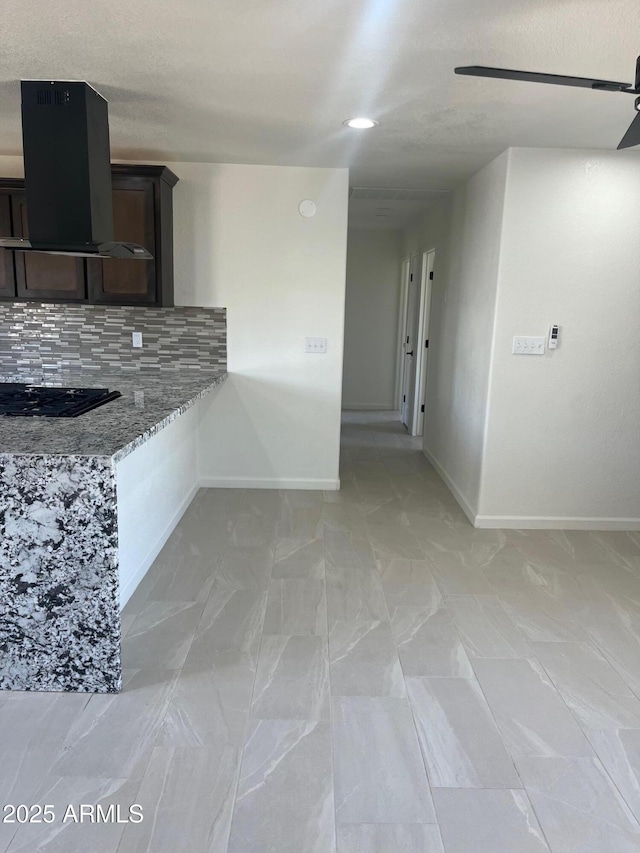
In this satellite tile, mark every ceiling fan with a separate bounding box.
[455,58,640,149]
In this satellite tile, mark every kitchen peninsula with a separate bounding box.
[0,303,227,694]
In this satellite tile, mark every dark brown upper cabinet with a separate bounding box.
[12,192,87,301]
[0,165,178,307]
[87,166,178,306]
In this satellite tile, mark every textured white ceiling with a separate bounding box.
[348,187,450,229]
[1,0,639,192]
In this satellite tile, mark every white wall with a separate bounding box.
[342,229,402,409]
[0,155,350,490]
[117,401,201,608]
[0,156,24,177]
[478,148,640,527]
[172,162,349,489]
[403,152,509,517]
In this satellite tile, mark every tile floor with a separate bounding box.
[2,410,640,851]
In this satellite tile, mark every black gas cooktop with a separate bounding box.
[0,383,122,418]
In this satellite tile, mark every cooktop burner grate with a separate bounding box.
[0,383,122,418]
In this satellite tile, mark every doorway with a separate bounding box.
[397,249,435,436]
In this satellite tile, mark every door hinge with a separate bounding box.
[403,395,406,402]
[406,335,409,344]
[425,339,429,348]
[429,271,434,280]
[410,273,413,281]
[421,404,425,413]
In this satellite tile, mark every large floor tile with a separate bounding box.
[377,558,442,609]
[407,676,520,788]
[118,745,241,853]
[445,594,532,658]
[581,563,640,608]
[263,578,327,635]
[324,529,377,570]
[390,603,473,677]
[0,691,91,842]
[482,550,586,600]
[516,755,640,852]
[585,729,640,824]
[275,501,323,540]
[432,788,550,852]
[191,486,246,520]
[366,522,424,560]
[322,503,369,535]
[326,563,389,625]
[6,775,139,853]
[121,601,204,669]
[472,658,593,758]
[408,516,503,562]
[7,411,639,853]
[215,544,274,590]
[51,669,179,779]
[185,584,266,664]
[329,621,405,697]
[146,538,218,603]
[336,824,444,853]
[231,510,278,547]
[532,641,640,729]
[499,589,587,642]
[250,635,330,720]
[228,720,335,853]
[365,498,412,527]
[405,515,467,553]
[577,601,640,696]
[174,505,234,559]
[272,537,325,579]
[507,529,587,571]
[332,696,436,824]
[428,551,493,595]
[157,653,254,748]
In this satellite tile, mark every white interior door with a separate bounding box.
[396,258,411,411]
[413,249,435,435]
[401,254,422,429]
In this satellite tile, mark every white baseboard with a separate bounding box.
[119,483,199,609]
[474,515,640,531]
[422,445,477,525]
[199,476,340,491]
[341,403,395,411]
[422,447,640,531]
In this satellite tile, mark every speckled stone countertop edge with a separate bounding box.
[0,371,227,464]
[111,372,227,464]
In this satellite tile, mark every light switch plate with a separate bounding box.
[305,337,327,353]
[132,331,143,348]
[513,336,545,355]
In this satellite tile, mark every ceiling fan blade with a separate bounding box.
[455,66,633,92]
[617,111,640,149]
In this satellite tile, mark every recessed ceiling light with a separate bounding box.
[343,117,378,129]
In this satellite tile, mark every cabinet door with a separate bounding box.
[11,194,87,301]
[87,179,156,304]
[0,192,16,299]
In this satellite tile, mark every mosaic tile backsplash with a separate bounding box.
[0,303,226,374]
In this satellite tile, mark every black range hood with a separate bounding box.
[0,81,151,259]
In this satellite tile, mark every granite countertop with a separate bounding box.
[0,369,227,462]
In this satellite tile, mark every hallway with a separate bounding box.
[2,411,640,852]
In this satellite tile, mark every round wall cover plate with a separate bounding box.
[298,200,316,218]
